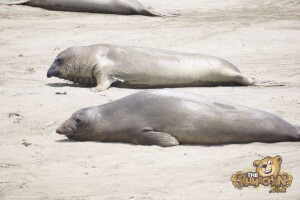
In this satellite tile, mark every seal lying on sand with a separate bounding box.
[56,90,300,147]
[47,44,253,92]
[3,0,175,16]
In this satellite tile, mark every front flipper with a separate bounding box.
[91,73,123,92]
[133,130,179,147]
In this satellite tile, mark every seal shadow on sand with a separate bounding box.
[55,138,78,143]
[251,78,287,87]
[46,80,287,89]
[54,139,293,147]
[46,83,88,88]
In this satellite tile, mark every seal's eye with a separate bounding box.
[56,57,63,63]
[75,118,81,124]
[268,160,272,165]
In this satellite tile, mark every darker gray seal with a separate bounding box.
[56,90,300,147]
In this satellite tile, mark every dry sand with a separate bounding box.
[0,0,300,199]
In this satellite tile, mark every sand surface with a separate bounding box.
[0,0,300,199]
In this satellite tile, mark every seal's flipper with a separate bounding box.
[236,74,254,86]
[91,82,112,92]
[142,7,180,17]
[91,73,123,92]
[3,0,32,5]
[133,131,179,147]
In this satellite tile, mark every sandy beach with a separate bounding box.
[0,0,299,199]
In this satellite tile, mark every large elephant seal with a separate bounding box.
[47,44,253,92]
[56,90,300,147]
[3,0,175,16]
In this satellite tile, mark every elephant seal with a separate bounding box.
[3,0,175,16]
[47,44,253,92]
[56,90,300,147]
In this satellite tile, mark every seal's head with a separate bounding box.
[56,107,101,141]
[47,47,77,78]
[47,46,97,85]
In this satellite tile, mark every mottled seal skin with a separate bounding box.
[3,0,175,16]
[47,44,253,92]
[56,90,300,147]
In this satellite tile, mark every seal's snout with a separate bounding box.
[56,121,75,136]
[56,122,65,135]
[56,128,62,134]
[47,64,60,78]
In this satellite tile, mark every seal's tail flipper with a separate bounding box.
[236,74,254,86]
[2,0,31,5]
[142,7,180,17]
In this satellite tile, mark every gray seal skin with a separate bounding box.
[47,44,253,92]
[3,0,175,16]
[56,90,300,147]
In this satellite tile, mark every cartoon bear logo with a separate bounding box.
[253,155,282,178]
[231,155,293,193]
